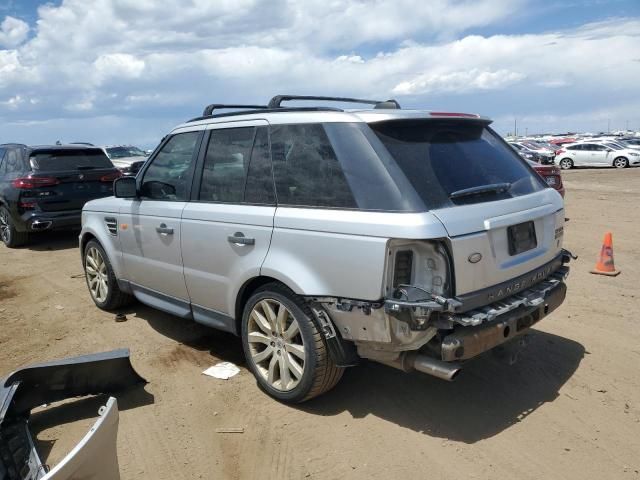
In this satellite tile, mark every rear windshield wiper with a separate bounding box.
[449,182,511,200]
[76,166,97,170]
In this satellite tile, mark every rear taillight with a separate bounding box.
[386,240,450,298]
[100,171,122,182]
[392,250,414,287]
[12,176,60,189]
[556,149,565,155]
[18,201,37,210]
[430,112,479,118]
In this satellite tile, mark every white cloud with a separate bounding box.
[93,53,146,83]
[0,1,639,144]
[393,69,526,95]
[0,16,28,48]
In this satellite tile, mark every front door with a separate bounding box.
[119,130,202,309]
[181,122,275,331]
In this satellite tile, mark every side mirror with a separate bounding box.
[114,176,138,198]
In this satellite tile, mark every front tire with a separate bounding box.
[83,239,134,310]
[241,283,343,403]
[613,157,628,168]
[559,158,573,170]
[0,206,28,248]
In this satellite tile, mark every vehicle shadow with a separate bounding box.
[124,304,246,366]
[30,385,154,460]
[117,305,584,444]
[26,230,79,252]
[298,330,584,444]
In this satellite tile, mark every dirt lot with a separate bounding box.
[1,167,639,479]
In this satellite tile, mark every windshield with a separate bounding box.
[29,149,113,171]
[105,146,147,158]
[604,143,624,150]
[369,120,545,208]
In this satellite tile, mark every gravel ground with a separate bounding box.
[1,167,639,479]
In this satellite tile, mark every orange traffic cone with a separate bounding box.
[590,232,620,276]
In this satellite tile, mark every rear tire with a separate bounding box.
[0,206,28,248]
[613,157,628,168]
[83,239,134,310]
[241,283,343,403]
[559,158,573,170]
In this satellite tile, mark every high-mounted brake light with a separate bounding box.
[12,176,60,189]
[430,112,479,118]
[100,171,122,182]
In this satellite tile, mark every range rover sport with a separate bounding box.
[80,95,572,402]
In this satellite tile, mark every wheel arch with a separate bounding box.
[234,275,289,333]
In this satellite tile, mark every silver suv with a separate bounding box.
[80,95,572,402]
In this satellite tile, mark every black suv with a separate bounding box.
[0,144,121,247]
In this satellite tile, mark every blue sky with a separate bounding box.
[1,0,639,147]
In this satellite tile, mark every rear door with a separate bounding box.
[181,121,275,329]
[118,130,202,307]
[580,143,606,166]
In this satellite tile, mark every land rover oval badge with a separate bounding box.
[468,252,482,263]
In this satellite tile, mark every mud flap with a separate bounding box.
[309,307,360,367]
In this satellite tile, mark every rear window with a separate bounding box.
[29,149,113,171]
[369,120,545,208]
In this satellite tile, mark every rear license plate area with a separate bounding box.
[508,221,537,255]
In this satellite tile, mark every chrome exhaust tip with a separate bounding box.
[31,220,52,231]
[409,353,462,382]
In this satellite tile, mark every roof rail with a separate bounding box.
[202,104,268,116]
[267,95,401,110]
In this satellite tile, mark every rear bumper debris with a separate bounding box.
[0,349,146,480]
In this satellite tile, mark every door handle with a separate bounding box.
[156,223,174,235]
[227,232,255,246]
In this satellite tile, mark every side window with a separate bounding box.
[270,124,356,208]
[582,144,596,151]
[0,149,5,174]
[567,145,580,151]
[199,127,255,203]
[244,127,275,205]
[592,144,607,151]
[140,132,200,201]
[5,149,22,174]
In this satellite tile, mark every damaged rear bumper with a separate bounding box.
[440,279,566,361]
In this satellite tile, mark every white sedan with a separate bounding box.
[555,142,640,169]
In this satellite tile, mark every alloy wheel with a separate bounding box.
[85,246,109,303]
[0,210,9,244]
[247,299,306,391]
[614,157,627,168]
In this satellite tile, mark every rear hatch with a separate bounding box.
[369,118,565,296]
[24,148,120,212]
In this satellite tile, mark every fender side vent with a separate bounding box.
[105,217,118,236]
